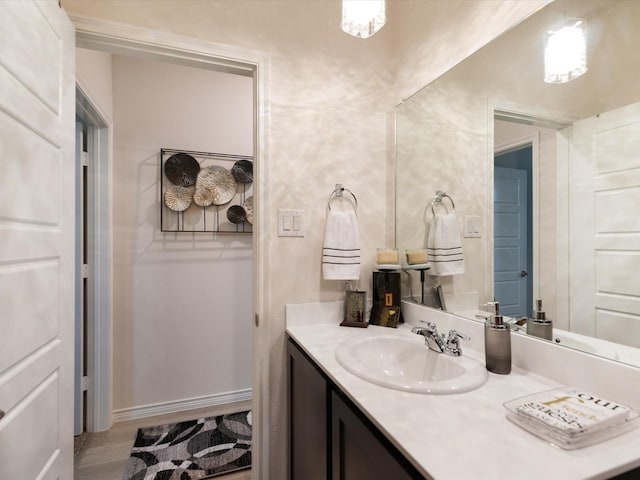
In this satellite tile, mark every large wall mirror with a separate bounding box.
[396,0,640,367]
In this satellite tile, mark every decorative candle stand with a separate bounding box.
[370,269,402,327]
[402,264,431,305]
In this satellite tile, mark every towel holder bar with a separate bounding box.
[431,190,455,215]
[328,184,358,212]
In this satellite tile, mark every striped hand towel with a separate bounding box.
[322,210,360,280]
[427,213,465,276]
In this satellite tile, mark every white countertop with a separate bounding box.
[286,303,640,480]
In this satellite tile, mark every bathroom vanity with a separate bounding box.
[288,338,422,479]
[286,302,640,480]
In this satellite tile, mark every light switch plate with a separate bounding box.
[278,209,304,237]
[464,215,482,238]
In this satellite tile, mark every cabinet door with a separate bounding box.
[288,339,329,480]
[331,391,424,480]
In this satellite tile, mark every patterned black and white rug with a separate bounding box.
[123,410,252,480]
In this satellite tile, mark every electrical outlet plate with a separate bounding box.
[278,209,304,237]
[464,215,482,238]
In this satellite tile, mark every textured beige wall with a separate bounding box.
[389,0,547,101]
[64,1,545,476]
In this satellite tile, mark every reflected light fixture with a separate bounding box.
[544,18,587,83]
[341,0,386,39]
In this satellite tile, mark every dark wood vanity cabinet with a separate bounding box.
[331,390,423,480]
[288,338,424,480]
[287,337,329,480]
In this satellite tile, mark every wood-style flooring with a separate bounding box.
[74,400,253,480]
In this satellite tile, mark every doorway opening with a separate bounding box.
[494,145,532,318]
[72,16,267,476]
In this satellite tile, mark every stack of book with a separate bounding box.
[504,387,638,449]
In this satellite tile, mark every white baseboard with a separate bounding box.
[112,388,252,423]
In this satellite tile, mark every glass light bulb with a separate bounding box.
[544,19,587,83]
[341,0,386,39]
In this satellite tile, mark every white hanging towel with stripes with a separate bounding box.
[427,212,465,276]
[322,210,360,280]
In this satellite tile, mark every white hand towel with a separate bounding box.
[322,210,360,281]
[427,213,465,276]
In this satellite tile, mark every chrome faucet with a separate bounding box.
[411,321,469,356]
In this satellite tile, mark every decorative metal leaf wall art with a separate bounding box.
[160,148,253,233]
[164,153,200,187]
[226,205,247,224]
[164,185,194,212]
[231,159,253,184]
[196,166,237,205]
[244,196,254,225]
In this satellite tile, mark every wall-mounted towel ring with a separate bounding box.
[328,184,358,212]
[431,190,455,215]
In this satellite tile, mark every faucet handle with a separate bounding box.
[445,330,469,355]
[419,320,438,333]
[446,330,469,342]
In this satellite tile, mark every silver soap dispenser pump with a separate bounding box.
[528,298,553,340]
[484,301,511,374]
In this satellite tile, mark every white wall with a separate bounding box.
[65,1,545,476]
[110,55,253,414]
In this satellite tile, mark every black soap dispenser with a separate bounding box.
[528,298,553,340]
[485,301,511,374]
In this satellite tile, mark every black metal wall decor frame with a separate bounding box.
[160,148,254,233]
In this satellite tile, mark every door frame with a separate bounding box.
[75,84,112,433]
[71,15,269,477]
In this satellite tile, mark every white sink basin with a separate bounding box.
[335,334,488,394]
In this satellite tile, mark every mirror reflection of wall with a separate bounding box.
[395,0,640,366]
[396,79,489,311]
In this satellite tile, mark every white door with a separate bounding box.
[570,101,640,347]
[494,167,529,317]
[0,1,75,478]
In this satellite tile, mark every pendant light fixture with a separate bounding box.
[544,18,587,83]
[341,0,386,39]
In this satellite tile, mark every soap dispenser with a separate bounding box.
[528,298,553,340]
[485,302,511,374]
